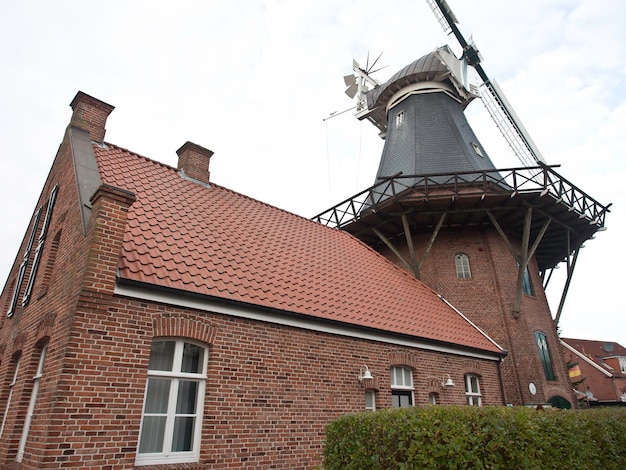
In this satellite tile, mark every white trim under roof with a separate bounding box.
[560,340,613,377]
[114,283,504,362]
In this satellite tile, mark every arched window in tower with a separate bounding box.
[534,332,556,381]
[455,253,471,279]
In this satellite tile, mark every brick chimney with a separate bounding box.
[69,91,115,143]
[176,141,214,184]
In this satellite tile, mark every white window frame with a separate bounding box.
[365,390,376,411]
[390,366,414,408]
[0,356,20,438]
[135,339,207,466]
[618,357,626,374]
[395,110,405,127]
[465,374,482,406]
[17,344,47,462]
[455,253,471,279]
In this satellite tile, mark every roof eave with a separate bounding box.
[114,277,506,360]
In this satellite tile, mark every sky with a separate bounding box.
[0,0,625,347]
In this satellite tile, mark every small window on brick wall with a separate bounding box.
[136,339,208,466]
[0,354,21,438]
[17,342,48,462]
[365,390,376,411]
[391,366,414,408]
[455,253,471,279]
[465,374,482,406]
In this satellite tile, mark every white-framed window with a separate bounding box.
[428,392,438,405]
[465,374,481,406]
[395,110,405,127]
[390,366,414,408]
[618,357,626,374]
[136,339,207,466]
[0,355,20,437]
[455,253,471,279]
[365,390,376,411]
[17,344,47,462]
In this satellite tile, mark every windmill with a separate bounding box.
[315,0,610,407]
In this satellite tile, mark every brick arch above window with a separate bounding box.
[152,315,217,345]
[35,312,56,344]
[11,332,28,356]
[388,351,419,369]
[425,377,441,393]
[461,360,482,376]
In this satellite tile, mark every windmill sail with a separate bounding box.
[427,0,546,166]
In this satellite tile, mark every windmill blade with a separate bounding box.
[427,0,546,166]
[481,80,545,166]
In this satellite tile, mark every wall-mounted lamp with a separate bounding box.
[441,374,455,388]
[358,365,373,382]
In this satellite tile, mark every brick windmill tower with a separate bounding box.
[315,0,610,407]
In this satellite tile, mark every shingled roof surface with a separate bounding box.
[562,338,626,361]
[94,143,501,354]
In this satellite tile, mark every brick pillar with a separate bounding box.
[82,184,136,294]
[176,141,214,184]
[69,91,115,143]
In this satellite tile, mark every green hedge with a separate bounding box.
[323,406,626,469]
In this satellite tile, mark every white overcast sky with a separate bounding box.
[1,1,625,347]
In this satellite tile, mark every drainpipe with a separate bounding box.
[497,357,507,406]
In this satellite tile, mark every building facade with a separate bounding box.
[0,92,505,469]
[562,338,626,404]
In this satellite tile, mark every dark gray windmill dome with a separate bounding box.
[368,46,498,182]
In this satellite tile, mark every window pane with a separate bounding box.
[172,416,195,452]
[176,380,198,414]
[181,342,204,374]
[145,378,171,413]
[138,416,167,453]
[365,390,375,410]
[149,340,175,371]
[400,394,411,407]
[470,376,479,393]
[403,368,412,387]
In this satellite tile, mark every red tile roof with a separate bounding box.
[94,143,502,355]
[561,338,626,360]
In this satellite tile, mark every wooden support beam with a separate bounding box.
[527,218,551,261]
[487,211,520,262]
[512,208,532,318]
[372,227,417,277]
[555,240,579,325]
[417,213,447,270]
[401,215,419,278]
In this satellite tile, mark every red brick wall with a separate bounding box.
[40,296,501,469]
[377,226,575,407]
[0,126,97,466]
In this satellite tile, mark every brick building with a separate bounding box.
[0,92,506,469]
[561,338,626,404]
